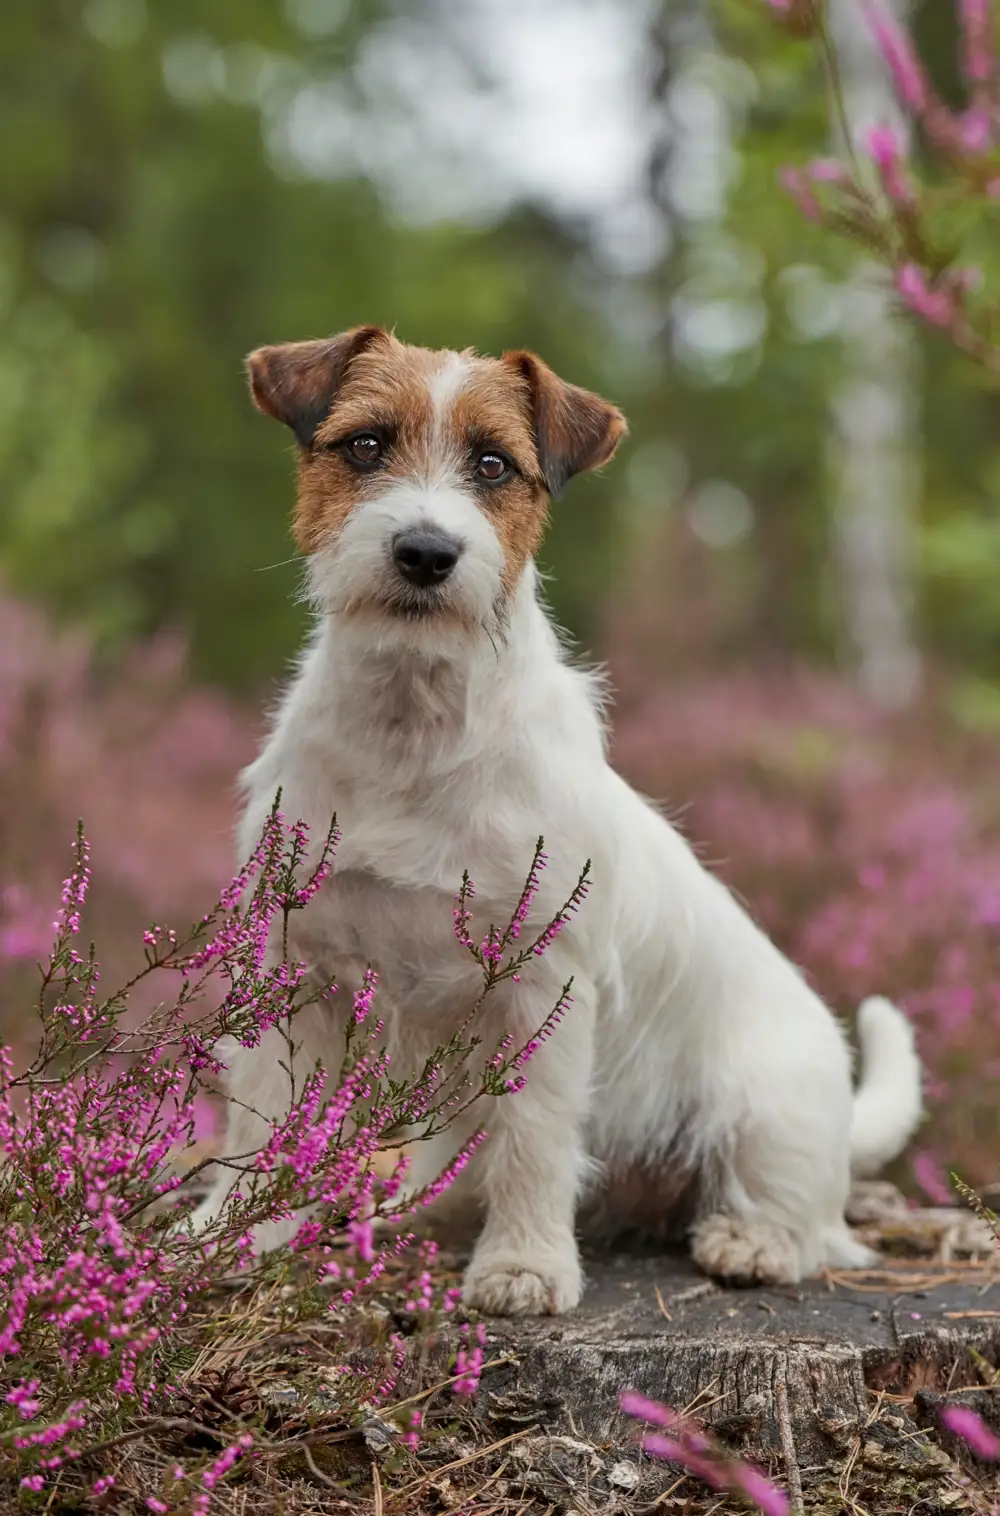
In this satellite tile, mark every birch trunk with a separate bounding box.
[827,0,921,707]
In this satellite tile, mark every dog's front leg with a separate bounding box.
[461,965,595,1317]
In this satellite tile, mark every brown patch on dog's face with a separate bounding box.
[300,340,439,555]
[305,342,552,587]
[246,326,627,601]
[448,361,551,592]
[503,349,628,499]
[246,326,387,448]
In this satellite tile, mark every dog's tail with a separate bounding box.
[850,996,923,1176]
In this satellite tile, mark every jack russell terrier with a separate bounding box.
[195,325,922,1315]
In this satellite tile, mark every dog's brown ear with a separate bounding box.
[504,350,627,497]
[246,325,386,447]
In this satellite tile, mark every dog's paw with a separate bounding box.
[823,1226,880,1269]
[462,1245,583,1316]
[691,1213,803,1286]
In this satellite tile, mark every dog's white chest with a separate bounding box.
[289,863,480,1014]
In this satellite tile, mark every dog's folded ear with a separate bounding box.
[245,326,387,447]
[503,350,627,497]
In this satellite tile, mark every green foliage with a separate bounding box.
[0,1,623,687]
[4,0,1000,689]
[664,0,1000,679]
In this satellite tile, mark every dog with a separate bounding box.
[195,324,923,1316]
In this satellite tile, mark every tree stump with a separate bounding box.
[461,1247,1000,1499]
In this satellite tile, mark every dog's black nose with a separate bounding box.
[392,529,462,588]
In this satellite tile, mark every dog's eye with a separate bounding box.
[474,452,510,483]
[344,433,382,468]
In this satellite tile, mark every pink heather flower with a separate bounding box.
[867,124,912,203]
[734,1465,791,1516]
[642,1431,696,1461]
[416,1129,487,1206]
[454,1322,487,1396]
[863,1,928,113]
[623,1391,789,1513]
[352,968,379,1024]
[620,1391,679,1426]
[940,1404,1000,1459]
[20,1475,45,1492]
[92,1476,116,1495]
[403,1267,435,1314]
[805,157,846,183]
[896,264,954,328]
[479,927,504,965]
[778,167,822,223]
[912,1150,952,1204]
[961,106,992,152]
[347,1217,375,1263]
[960,0,995,85]
[506,845,548,943]
[5,1380,42,1419]
[202,1433,253,1490]
[0,792,512,1501]
[642,1431,722,1488]
[190,1095,217,1141]
[370,1334,407,1405]
[404,1409,422,1451]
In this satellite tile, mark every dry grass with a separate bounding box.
[22,1212,1000,1516]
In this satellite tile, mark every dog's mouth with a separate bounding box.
[335,579,461,626]
[314,544,501,636]
[381,583,451,620]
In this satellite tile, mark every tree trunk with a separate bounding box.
[827,0,922,708]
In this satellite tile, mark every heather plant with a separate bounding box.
[940,1403,1000,1461]
[768,0,1000,374]
[714,0,1000,1191]
[0,591,257,1041]
[0,807,584,1506]
[622,1386,1000,1513]
[620,1390,789,1516]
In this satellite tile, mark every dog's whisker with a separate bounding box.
[254,553,306,573]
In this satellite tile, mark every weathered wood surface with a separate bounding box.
[468,1246,1000,1476]
[246,1180,1000,1509]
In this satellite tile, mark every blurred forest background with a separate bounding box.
[2,0,1000,1193]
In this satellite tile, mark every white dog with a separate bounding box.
[197,325,923,1316]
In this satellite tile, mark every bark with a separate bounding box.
[465,1250,1000,1482]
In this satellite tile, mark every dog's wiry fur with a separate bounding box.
[195,326,923,1315]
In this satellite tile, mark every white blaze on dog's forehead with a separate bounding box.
[427,350,473,441]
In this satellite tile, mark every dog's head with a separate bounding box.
[246,326,626,642]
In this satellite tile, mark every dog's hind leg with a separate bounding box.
[688,1067,867,1286]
